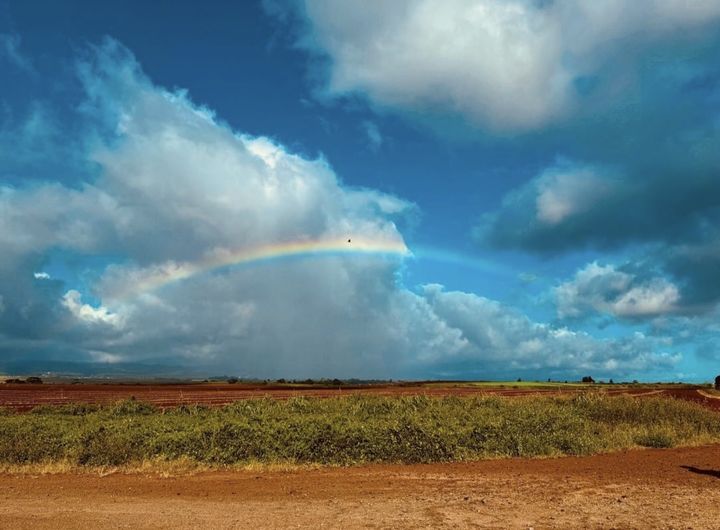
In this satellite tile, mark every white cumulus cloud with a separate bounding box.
[62,290,124,328]
[0,38,682,378]
[556,262,681,319]
[535,165,615,225]
[279,0,720,130]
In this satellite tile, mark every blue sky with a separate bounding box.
[1,1,719,381]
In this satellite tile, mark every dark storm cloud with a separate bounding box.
[476,35,720,314]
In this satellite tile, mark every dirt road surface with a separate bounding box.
[2,445,719,529]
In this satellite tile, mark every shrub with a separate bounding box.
[634,431,676,448]
[109,398,157,416]
[0,394,718,467]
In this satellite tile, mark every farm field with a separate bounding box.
[2,390,720,467]
[1,380,718,411]
[1,444,719,529]
[2,382,720,528]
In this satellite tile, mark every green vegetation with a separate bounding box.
[0,394,718,468]
[423,381,592,389]
[423,381,700,390]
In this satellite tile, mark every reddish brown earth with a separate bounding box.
[663,388,720,411]
[0,383,566,410]
[1,383,711,411]
[1,445,719,529]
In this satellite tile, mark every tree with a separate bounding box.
[581,376,595,383]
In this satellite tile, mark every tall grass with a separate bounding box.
[0,394,718,468]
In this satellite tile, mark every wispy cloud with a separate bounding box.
[0,33,35,74]
[362,120,382,151]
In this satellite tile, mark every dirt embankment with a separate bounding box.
[1,444,719,529]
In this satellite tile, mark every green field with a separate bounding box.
[1,393,719,470]
[422,381,594,389]
[421,381,701,389]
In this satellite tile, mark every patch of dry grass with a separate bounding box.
[1,394,719,468]
[0,457,325,476]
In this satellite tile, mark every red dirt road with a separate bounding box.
[2,445,720,529]
[2,383,714,411]
[663,388,720,411]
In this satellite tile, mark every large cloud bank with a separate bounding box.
[274,2,720,327]
[0,39,680,378]
[278,2,720,325]
[274,0,720,130]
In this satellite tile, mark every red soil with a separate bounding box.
[0,383,563,410]
[662,388,720,411]
[0,382,715,411]
[2,444,720,529]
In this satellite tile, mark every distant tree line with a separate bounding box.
[3,376,43,384]
[218,377,395,386]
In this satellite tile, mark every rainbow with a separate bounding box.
[115,236,410,299]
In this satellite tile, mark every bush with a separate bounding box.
[30,403,100,416]
[78,426,145,466]
[0,394,718,467]
[109,398,157,416]
[634,430,676,448]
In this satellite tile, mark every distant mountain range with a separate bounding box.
[0,359,203,378]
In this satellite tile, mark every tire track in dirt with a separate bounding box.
[1,444,719,529]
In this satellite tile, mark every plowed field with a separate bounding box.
[1,382,717,411]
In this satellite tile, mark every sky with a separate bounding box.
[1,0,719,381]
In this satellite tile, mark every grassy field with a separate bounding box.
[421,381,590,388]
[421,381,703,389]
[1,393,719,470]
